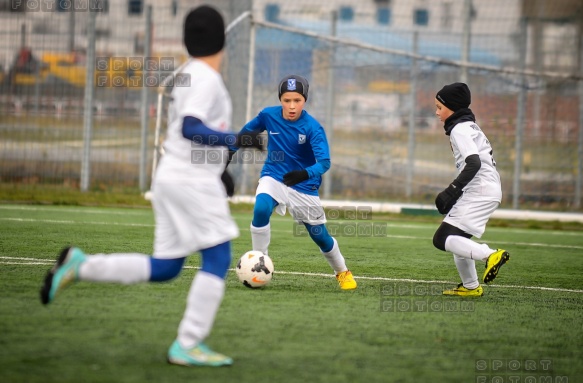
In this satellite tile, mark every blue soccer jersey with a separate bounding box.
[239,106,330,196]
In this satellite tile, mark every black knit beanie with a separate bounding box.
[278,75,309,101]
[436,82,471,112]
[183,5,225,57]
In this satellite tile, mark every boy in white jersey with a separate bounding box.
[432,82,509,297]
[40,6,261,367]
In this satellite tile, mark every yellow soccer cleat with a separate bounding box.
[483,249,510,284]
[443,283,484,297]
[336,270,357,290]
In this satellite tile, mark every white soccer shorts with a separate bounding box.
[443,195,500,238]
[151,178,239,258]
[255,176,327,225]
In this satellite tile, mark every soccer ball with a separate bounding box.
[236,251,274,288]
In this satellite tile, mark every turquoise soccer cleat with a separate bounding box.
[167,340,233,367]
[40,247,86,305]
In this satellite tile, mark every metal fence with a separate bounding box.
[0,0,582,211]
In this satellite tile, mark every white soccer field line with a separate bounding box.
[2,204,582,236]
[1,216,583,250]
[2,256,582,295]
[0,205,151,216]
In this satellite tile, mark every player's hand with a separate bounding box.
[283,170,309,187]
[221,170,235,197]
[235,131,265,151]
[435,182,463,215]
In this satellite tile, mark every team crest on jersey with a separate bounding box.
[287,79,297,91]
[298,134,306,144]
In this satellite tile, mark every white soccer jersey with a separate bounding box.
[151,58,239,257]
[158,59,232,182]
[449,121,502,202]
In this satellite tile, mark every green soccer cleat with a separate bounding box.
[167,340,233,367]
[442,283,484,297]
[483,249,510,284]
[40,247,86,305]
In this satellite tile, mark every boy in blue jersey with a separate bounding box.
[236,74,357,290]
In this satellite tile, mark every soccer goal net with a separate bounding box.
[152,11,582,209]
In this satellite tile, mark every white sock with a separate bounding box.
[78,253,150,284]
[321,238,348,274]
[453,253,479,289]
[250,223,270,255]
[445,236,494,261]
[177,271,225,348]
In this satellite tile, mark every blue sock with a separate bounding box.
[252,193,278,228]
[200,241,232,279]
[149,257,186,282]
[304,223,334,252]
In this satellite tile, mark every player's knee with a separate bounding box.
[305,223,334,252]
[201,241,232,279]
[433,223,450,251]
[149,257,186,282]
[433,230,448,251]
[252,193,276,227]
[433,222,471,251]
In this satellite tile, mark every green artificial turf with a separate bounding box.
[0,204,581,383]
